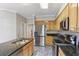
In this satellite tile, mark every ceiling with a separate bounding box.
[0,3,64,20]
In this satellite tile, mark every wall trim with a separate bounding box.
[0,8,17,13]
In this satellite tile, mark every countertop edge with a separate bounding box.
[8,39,33,56]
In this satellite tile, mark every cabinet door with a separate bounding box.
[46,21,54,30]
[46,36,53,46]
[69,3,77,32]
[23,44,29,56]
[23,48,29,56]
[29,42,33,56]
[77,4,79,32]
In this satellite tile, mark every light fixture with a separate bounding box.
[40,3,48,9]
[21,3,31,6]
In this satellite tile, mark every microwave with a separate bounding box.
[60,17,69,30]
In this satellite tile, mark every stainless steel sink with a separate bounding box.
[54,40,62,43]
[12,40,29,45]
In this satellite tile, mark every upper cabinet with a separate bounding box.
[61,4,69,18]
[46,21,54,30]
[46,20,59,31]
[68,3,77,32]
[54,3,78,32]
[54,5,69,30]
[77,4,79,32]
[47,3,79,32]
[46,3,79,32]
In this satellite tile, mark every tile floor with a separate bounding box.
[33,46,55,56]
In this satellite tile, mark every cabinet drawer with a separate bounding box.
[23,47,29,56]
[23,40,34,56]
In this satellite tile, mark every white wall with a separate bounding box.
[16,14,27,39]
[0,10,16,43]
[27,24,33,38]
[26,18,35,38]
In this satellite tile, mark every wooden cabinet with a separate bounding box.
[69,3,79,32]
[46,36,54,46]
[28,41,33,56]
[62,5,69,18]
[77,4,79,32]
[55,15,62,30]
[58,47,65,56]
[54,5,69,30]
[23,43,29,56]
[22,39,34,56]
[46,21,54,30]
[68,3,77,32]
[12,39,34,56]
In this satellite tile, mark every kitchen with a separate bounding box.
[0,3,79,56]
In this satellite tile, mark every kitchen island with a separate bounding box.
[0,38,34,56]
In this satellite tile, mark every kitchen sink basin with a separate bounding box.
[12,40,29,45]
[54,40,62,43]
[64,41,71,44]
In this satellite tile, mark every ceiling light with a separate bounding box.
[21,3,31,6]
[40,3,48,9]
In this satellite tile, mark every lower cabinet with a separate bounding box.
[11,39,34,56]
[23,43,29,56]
[46,36,53,46]
[58,47,65,56]
[28,42,33,56]
[22,40,34,56]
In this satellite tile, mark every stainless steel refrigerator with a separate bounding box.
[35,25,46,46]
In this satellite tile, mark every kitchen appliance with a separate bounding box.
[70,36,76,45]
[60,17,69,30]
[70,35,77,54]
[35,25,46,46]
[34,32,40,46]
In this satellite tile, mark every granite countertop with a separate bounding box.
[59,45,76,56]
[59,45,79,56]
[46,30,79,35]
[0,38,33,56]
[46,30,79,56]
[54,39,78,56]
